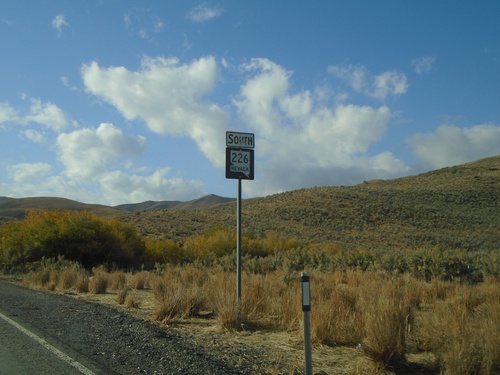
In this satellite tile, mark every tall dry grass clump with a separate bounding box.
[311,271,422,370]
[416,279,500,374]
[75,270,90,293]
[312,280,363,346]
[56,266,78,290]
[206,271,240,329]
[116,288,129,305]
[359,277,414,369]
[130,271,150,290]
[109,271,127,290]
[152,267,209,324]
[225,272,301,330]
[263,272,302,331]
[89,272,108,294]
[22,261,90,293]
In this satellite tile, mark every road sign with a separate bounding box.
[226,131,255,149]
[226,148,254,180]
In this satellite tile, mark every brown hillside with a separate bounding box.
[0,196,123,220]
[121,156,500,252]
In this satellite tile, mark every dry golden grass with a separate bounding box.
[88,273,108,294]
[109,271,127,290]
[416,279,500,374]
[124,293,138,308]
[116,288,128,305]
[129,271,150,290]
[22,266,500,374]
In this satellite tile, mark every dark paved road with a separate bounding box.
[0,281,111,375]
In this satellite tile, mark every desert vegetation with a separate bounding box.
[20,257,500,374]
[1,157,499,374]
[3,212,498,374]
[0,209,145,271]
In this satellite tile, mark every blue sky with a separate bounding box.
[1,1,499,205]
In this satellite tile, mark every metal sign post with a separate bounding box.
[236,178,242,302]
[225,131,254,306]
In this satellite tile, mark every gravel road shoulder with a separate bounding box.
[0,277,372,374]
[0,279,292,374]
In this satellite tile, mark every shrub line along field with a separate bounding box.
[1,156,499,374]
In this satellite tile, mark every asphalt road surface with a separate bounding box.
[0,279,263,374]
[0,313,98,375]
[0,283,109,375]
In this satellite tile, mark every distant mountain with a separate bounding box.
[0,194,235,221]
[0,196,124,220]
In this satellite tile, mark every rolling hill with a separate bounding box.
[1,156,498,252]
[0,194,234,221]
[120,155,500,252]
[0,196,123,220]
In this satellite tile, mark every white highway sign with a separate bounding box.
[226,131,255,149]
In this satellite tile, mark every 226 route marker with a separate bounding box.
[225,148,254,180]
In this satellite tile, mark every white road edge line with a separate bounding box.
[0,310,96,375]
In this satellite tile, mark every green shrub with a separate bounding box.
[144,238,183,265]
[0,210,145,270]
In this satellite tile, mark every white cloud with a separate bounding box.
[0,99,67,131]
[56,122,146,181]
[8,163,53,182]
[53,122,205,204]
[76,56,412,200]
[0,102,19,124]
[407,123,500,169]
[373,70,408,100]
[98,169,204,205]
[25,99,68,131]
[412,56,436,75]
[328,64,408,100]
[234,58,408,197]
[187,4,223,23]
[81,56,229,168]
[21,129,47,143]
[51,14,69,36]
[61,76,79,91]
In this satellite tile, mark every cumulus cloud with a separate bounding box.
[234,58,408,196]
[187,4,223,23]
[407,123,500,169]
[81,56,229,167]
[77,56,411,199]
[328,64,408,100]
[51,14,69,36]
[53,122,205,204]
[0,99,68,131]
[21,129,47,143]
[412,56,436,74]
[56,123,146,181]
[0,102,19,124]
[25,99,68,131]
[98,169,204,205]
[8,163,53,182]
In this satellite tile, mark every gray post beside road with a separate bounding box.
[301,272,312,375]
